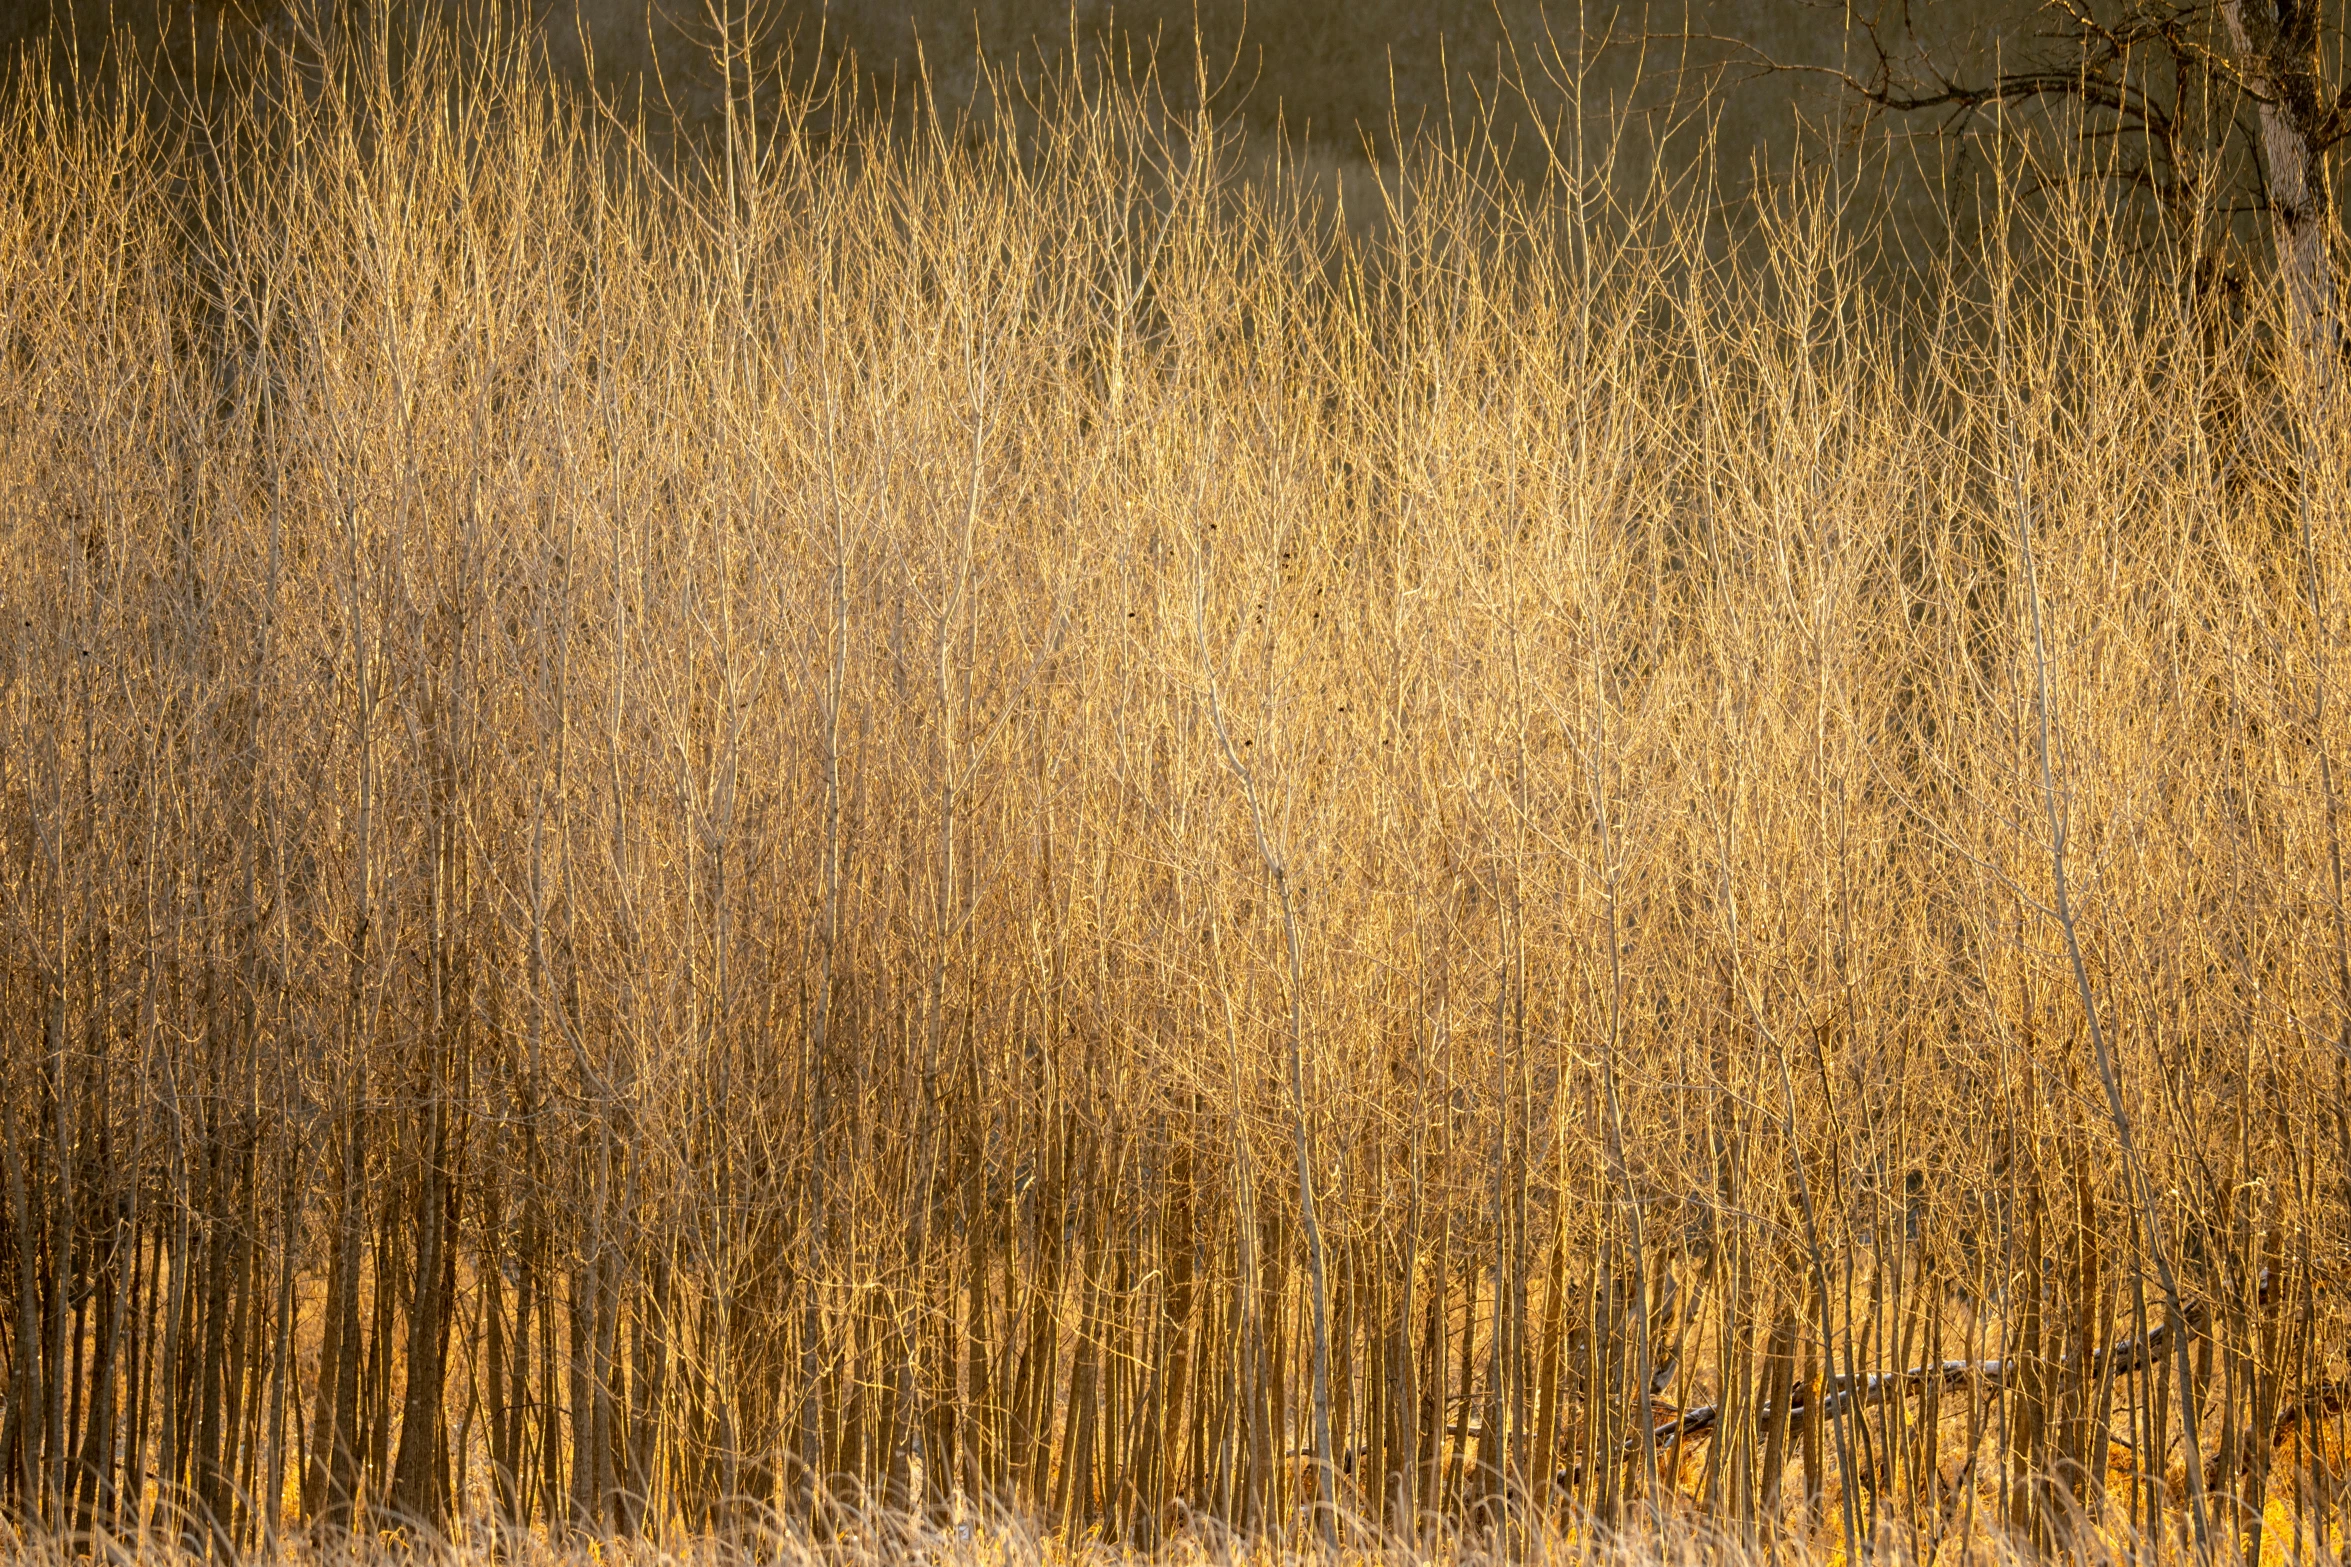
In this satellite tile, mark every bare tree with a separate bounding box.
[1751,2,2343,354]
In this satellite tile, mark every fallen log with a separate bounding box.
[1620,1300,2220,1458]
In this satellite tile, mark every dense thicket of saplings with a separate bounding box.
[1,16,2346,1562]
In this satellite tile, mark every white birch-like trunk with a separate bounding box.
[2221,0,2339,378]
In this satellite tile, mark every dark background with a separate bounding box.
[9,0,2325,268]
[0,0,1984,172]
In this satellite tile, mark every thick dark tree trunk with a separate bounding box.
[323,1117,368,1529]
[69,1193,124,1536]
[2,1098,46,1520]
[389,1109,453,1527]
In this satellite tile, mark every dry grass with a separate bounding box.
[0,7,2348,1564]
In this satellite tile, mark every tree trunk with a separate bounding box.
[323,1117,368,1529]
[390,1108,453,1526]
[2,1096,47,1520]
[2221,0,2341,375]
